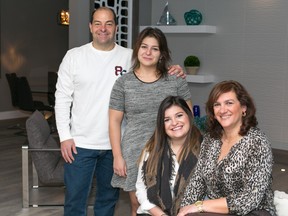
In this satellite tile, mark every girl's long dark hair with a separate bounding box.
[141,96,201,176]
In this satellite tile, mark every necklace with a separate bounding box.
[218,135,242,162]
[170,142,183,156]
[134,69,159,82]
[222,134,242,146]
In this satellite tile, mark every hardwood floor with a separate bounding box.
[0,117,287,216]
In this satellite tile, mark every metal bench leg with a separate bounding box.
[22,146,29,208]
[32,162,39,188]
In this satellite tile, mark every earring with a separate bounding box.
[242,111,246,117]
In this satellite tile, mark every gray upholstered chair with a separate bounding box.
[22,110,65,207]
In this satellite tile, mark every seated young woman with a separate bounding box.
[136,96,202,216]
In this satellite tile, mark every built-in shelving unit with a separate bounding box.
[186,75,214,83]
[139,25,216,34]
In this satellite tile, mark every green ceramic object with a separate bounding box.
[184,9,202,25]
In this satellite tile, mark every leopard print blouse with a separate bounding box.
[180,127,276,215]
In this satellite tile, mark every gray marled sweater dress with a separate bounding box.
[109,72,191,191]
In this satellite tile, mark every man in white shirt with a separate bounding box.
[55,6,184,216]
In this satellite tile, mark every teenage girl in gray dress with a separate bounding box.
[109,27,192,216]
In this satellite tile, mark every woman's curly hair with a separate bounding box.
[205,80,258,139]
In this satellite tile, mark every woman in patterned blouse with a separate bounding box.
[178,80,276,216]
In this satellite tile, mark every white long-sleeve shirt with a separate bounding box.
[136,151,179,215]
[55,42,132,150]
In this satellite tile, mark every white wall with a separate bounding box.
[146,0,288,150]
[69,0,92,49]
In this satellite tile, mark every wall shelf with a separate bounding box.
[139,25,216,84]
[186,75,214,83]
[139,25,216,34]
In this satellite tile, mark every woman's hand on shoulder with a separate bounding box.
[168,65,186,78]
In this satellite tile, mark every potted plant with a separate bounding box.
[184,55,200,75]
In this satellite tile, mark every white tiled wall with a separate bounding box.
[147,0,288,150]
